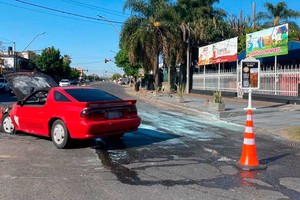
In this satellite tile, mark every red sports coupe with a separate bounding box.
[0,72,141,148]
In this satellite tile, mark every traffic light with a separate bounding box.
[104,58,109,63]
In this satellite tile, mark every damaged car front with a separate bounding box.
[0,72,57,134]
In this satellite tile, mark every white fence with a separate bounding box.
[193,65,300,97]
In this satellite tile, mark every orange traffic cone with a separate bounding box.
[236,109,267,170]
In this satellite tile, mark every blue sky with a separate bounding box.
[0,0,299,76]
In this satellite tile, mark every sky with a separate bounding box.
[0,0,299,77]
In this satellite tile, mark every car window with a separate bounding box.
[24,91,48,105]
[64,88,120,102]
[54,91,71,102]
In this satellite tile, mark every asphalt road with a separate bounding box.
[0,82,299,200]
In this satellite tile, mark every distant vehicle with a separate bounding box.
[70,80,78,85]
[0,72,141,149]
[0,77,10,91]
[59,79,71,87]
[117,78,128,85]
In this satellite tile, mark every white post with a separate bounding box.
[236,60,241,98]
[244,89,256,110]
[203,65,206,90]
[248,89,252,110]
[274,55,277,95]
[218,63,220,90]
[186,44,190,94]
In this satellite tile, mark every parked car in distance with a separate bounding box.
[59,79,71,87]
[70,80,78,85]
[1,72,141,149]
[0,77,10,91]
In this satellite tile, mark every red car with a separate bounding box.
[0,72,141,148]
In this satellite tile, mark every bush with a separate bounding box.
[213,91,224,103]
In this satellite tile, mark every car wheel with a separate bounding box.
[51,120,71,149]
[1,113,15,134]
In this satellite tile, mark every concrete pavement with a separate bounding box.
[124,86,300,146]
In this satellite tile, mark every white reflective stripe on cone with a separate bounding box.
[243,138,256,145]
[245,126,254,133]
[247,115,252,120]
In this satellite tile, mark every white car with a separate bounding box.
[0,77,10,91]
[59,79,71,87]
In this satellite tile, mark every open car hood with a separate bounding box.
[4,72,58,101]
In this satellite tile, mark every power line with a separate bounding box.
[0,1,105,25]
[62,0,130,17]
[15,0,124,24]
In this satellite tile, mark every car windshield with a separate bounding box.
[61,79,69,82]
[64,88,121,102]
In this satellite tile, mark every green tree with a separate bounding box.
[114,46,140,79]
[62,54,72,78]
[255,2,300,41]
[176,0,228,45]
[34,47,64,81]
[112,73,121,81]
[227,12,262,53]
[70,68,80,80]
[256,2,300,27]
[122,0,171,88]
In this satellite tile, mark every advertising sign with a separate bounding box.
[246,23,288,58]
[198,37,238,66]
[240,57,260,89]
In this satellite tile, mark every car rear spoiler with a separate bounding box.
[85,100,137,108]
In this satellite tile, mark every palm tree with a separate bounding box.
[120,0,229,90]
[256,2,300,28]
[176,0,228,44]
[121,0,172,89]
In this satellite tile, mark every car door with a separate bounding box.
[14,91,48,135]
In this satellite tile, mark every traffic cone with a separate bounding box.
[236,109,267,170]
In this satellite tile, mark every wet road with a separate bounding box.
[0,82,299,200]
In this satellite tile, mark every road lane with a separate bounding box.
[0,82,299,199]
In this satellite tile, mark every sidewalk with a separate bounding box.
[125,86,300,145]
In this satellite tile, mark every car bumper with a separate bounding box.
[67,117,141,139]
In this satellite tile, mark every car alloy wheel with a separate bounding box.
[51,120,70,149]
[1,113,15,134]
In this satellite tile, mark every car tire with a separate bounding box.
[51,120,71,149]
[1,113,15,134]
[107,133,124,140]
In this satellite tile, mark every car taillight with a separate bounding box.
[80,108,105,118]
[127,105,137,114]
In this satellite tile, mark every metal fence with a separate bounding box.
[193,65,300,97]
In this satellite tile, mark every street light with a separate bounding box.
[110,50,117,54]
[98,15,120,35]
[21,32,46,53]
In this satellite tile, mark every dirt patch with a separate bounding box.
[278,127,300,142]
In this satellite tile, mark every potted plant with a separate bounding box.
[175,83,185,103]
[209,90,225,111]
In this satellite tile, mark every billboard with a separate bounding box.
[246,23,288,58]
[198,37,238,66]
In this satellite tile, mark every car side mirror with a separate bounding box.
[17,100,24,106]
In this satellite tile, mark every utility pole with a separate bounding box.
[252,2,256,28]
